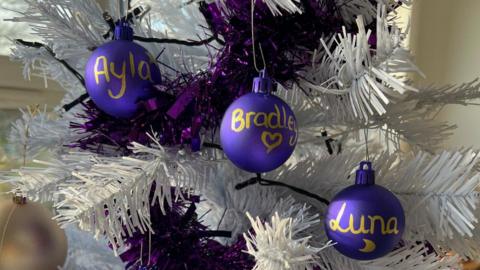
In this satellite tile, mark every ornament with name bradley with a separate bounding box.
[85,21,162,118]
[220,70,298,173]
[325,161,405,260]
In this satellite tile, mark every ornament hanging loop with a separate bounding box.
[251,0,267,73]
[12,196,27,205]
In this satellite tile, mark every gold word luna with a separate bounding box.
[329,202,399,235]
[94,52,155,99]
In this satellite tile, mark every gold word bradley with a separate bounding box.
[329,202,399,235]
[230,104,298,152]
[94,52,155,99]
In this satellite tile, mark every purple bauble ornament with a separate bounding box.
[85,22,162,118]
[220,70,298,173]
[325,161,405,260]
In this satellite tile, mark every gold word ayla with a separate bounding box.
[94,52,155,99]
[329,202,399,235]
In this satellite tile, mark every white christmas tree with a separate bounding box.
[2,0,480,269]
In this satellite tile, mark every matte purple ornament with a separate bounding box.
[220,70,297,173]
[85,22,162,118]
[325,161,405,260]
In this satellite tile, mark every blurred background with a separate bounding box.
[0,0,479,268]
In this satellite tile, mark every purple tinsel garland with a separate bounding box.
[72,0,379,152]
[120,189,254,270]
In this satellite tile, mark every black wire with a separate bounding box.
[133,35,223,46]
[203,142,223,150]
[16,39,85,86]
[198,230,232,238]
[62,93,90,112]
[15,39,90,112]
[235,175,330,206]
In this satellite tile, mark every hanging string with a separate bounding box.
[118,0,124,22]
[259,42,267,72]
[0,203,17,259]
[138,242,144,266]
[251,0,266,73]
[124,0,129,19]
[216,208,227,231]
[364,81,373,161]
[251,0,259,72]
[364,127,370,161]
[0,196,26,260]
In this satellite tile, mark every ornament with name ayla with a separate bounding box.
[325,161,405,260]
[85,21,162,118]
[220,70,297,173]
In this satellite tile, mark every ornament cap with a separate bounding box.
[355,161,375,185]
[252,69,272,94]
[114,21,134,41]
[12,195,27,205]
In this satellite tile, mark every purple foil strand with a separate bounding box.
[120,190,254,270]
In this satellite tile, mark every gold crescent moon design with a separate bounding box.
[359,239,376,253]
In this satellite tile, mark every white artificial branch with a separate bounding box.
[1,152,97,202]
[244,206,332,270]
[300,5,420,121]
[51,135,243,252]
[275,148,480,258]
[376,150,480,257]
[9,107,79,160]
[318,242,460,270]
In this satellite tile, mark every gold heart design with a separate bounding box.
[261,131,283,154]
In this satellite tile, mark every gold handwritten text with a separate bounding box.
[329,202,399,235]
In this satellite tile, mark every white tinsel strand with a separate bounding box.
[335,0,377,25]
[8,107,80,161]
[1,152,97,203]
[375,150,480,257]
[132,0,214,40]
[329,78,480,152]
[335,0,412,26]
[301,5,420,121]
[8,0,107,57]
[10,44,84,95]
[293,79,480,153]
[261,0,302,16]
[244,209,332,270]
